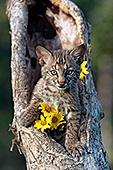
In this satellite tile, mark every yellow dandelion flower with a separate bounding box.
[48,110,66,130]
[35,103,67,132]
[80,61,89,80]
[39,102,56,117]
[34,114,50,133]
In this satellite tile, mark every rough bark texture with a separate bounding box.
[6,0,110,169]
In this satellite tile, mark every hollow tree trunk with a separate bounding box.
[6,0,110,169]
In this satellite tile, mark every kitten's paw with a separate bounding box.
[66,141,85,157]
[18,110,38,127]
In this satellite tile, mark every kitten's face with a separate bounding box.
[42,53,80,90]
[36,44,85,90]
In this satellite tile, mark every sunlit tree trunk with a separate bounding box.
[6,0,110,169]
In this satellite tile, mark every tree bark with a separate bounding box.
[6,0,110,169]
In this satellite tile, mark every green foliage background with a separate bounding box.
[0,0,112,169]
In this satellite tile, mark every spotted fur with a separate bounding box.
[19,44,86,157]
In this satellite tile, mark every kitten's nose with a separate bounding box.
[58,81,65,86]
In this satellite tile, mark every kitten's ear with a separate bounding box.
[36,46,52,66]
[69,44,86,64]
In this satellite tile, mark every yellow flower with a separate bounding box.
[35,103,66,132]
[80,61,89,80]
[48,110,66,130]
[34,114,50,133]
[39,102,56,117]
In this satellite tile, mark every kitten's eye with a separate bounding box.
[50,70,57,76]
[66,69,73,75]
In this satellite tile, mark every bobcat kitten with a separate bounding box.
[19,44,86,156]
